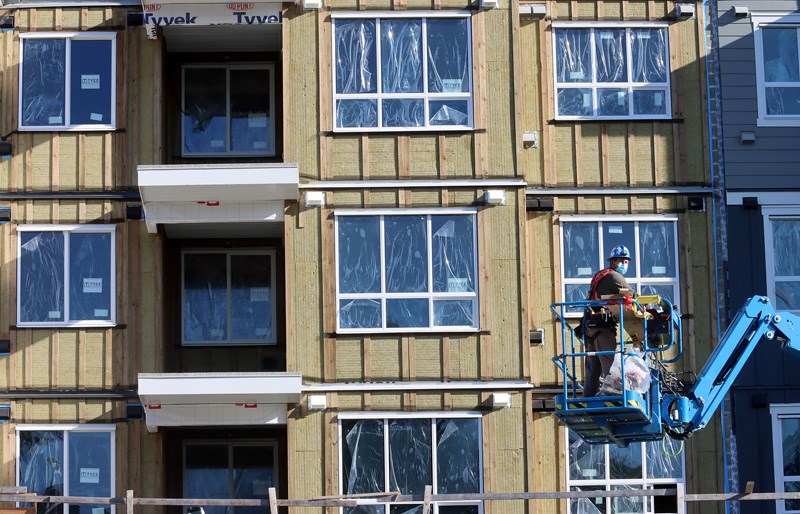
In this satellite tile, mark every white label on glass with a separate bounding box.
[583,93,591,108]
[210,329,225,338]
[600,32,613,39]
[48,310,61,318]
[654,92,664,106]
[253,141,268,150]
[211,139,225,148]
[582,469,598,477]
[81,74,101,90]
[92,508,105,514]
[251,287,270,302]
[49,116,63,124]
[448,277,470,292]
[578,267,593,275]
[90,113,104,122]
[80,468,100,483]
[652,266,666,274]
[637,32,651,39]
[84,278,103,293]
[617,92,625,106]
[248,114,268,128]
[570,71,585,80]
[255,328,270,336]
[442,79,462,92]
[608,226,623,234]
[94,309,109,317]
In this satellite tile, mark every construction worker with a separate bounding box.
[582,245,635,397]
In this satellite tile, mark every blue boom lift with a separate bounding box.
[551,295,800,447]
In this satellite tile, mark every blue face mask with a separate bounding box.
[615,263,628,275]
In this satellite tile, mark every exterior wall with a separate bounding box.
[283,0,532,512]
[0,5,166,507]
[718,0,800,190]
[521,1,723,509]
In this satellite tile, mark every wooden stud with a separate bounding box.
[55,8,62,31]
[648,0,656,20]
[104,132,113,190]
[361,136,370,206]
[570,0,577,17]
[517,189,531,380]
[542,16,555,186]
[24,133,33,192]
[627,122,636,189]
[284,204,296,372]
[51,133,60,192]
[363,336,371,409]
[472,12,488,178]
[51,331,59,389]
[23,330,31,389]
[77,330,85,390]
[478,208,491,333]
[510,0,524,176]
[153,235,164,372]
[117,222,129,386]
[597,0,604,18]
[600,124,610,213]
[80,7,89,30]
[78,133,86,191]
[398,136,410,207]
[441,336,450,381]
[321,206,336,334]
[131,223,140,377]
[319,11,333,180]
[152,40,163,163]
[574,125,584,212]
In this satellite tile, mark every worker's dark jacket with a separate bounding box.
[591,269,634,299]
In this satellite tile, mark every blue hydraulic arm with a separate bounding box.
[662,295,800,438]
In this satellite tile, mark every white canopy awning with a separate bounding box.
[138,372,303,432]
[137,163,299,235]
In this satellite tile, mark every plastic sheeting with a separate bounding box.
[334,18,470,128]
[19,232,65,323]
[21,39,66,127]
[341,418,480,498]
[183,253,273,343]
[555,28,668,117]
[337,215,476,329]
[771,219,800,310]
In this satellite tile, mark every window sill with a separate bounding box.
[181,341,278,347]
[550,116,676,123]
[757,117,800,127]
[331,126,478,135]
[18,126,117,132]
[15,321,118,329]
[336,327,481,335]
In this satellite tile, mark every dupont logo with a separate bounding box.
[226,2,254,10]
[143,3,160,11]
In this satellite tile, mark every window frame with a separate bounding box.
[18,32,117,131]
[551,21,671,121]
[331,11,474,133]
[771,404,800,514]
[753,14,800,127]
[763,208,800,313]
[558,215,680,317]
[181,248,278,346]
[564,428,685,514]
[181,63,277,158]
[334,208,480,334]
[16,224,116,328]
[182,439,279,514]
[337,412,484,514]
[16,424,116,514]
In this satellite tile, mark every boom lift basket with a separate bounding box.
[551,296,682,446]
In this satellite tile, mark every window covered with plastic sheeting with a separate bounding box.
[181,64,276,156]
[333,14,473,131]
[335,211,478,332]
[17,225,115,327]
[340,416,482,514]
[182,250,277,345]
[19,33,116,130]
[18,426,115,514]
[560,217,679,315]
[553,25,670,120]
[765,215,800,312]
[566,429,684,514]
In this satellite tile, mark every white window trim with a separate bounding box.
[752,13,800,127]
[763,207,800,314]
[181,248,277,346]
[558,216,680,317]
[337,414,484,514]
[16,424,116,514]
[334,209,479,334]
[331,12,474,133]
[552,22,672,121]
[16,224,116,328]
[564,428,685,514]
[18,32,117,131]
[771,404,800,514]
[181,63,277,158]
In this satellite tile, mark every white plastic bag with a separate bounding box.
[599,350,651,395]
